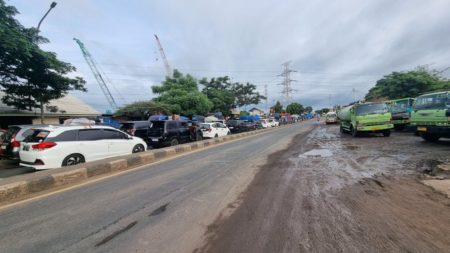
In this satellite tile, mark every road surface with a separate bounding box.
[0,123,311,253]
[1,122,449,253]
[197,124,450,253]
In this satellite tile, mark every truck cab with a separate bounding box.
[387,98,414,131]
[338,102,393,137]
[410,91,450,142]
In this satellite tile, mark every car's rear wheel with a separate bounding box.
[227,131,231,135]
[62,154,85,167]
[132,144,145,153]
[170,138,179,146]
[214,134,219,138]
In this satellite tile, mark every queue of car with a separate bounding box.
[0,117,281,171]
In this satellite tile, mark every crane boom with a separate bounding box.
[154,34,172,78]
[73,38,119,111]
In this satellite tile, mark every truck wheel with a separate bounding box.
[339,124,345,133]
[382,130,391,137]
[422,134,440,142]
[170,138,179,146]
[351,126,359,137]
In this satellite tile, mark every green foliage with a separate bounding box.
[0,0,86,121]
[114,100,173,119]
[285,102,304,114]
[239,111,250,116]
[320,108,330,114]
[272,101,283,113]
[230,82,266,108]
[152,70,213,116]
[365,67,450,100]
[200,76,234,116]
[200,76,265,115]
[305,106,313,113]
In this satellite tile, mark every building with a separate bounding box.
[0,92,101,128]
[248,107,265,116]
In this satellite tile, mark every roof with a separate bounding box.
[249,107,264,112]
[0,92,100,117]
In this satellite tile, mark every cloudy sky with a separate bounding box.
[7,0,450,113]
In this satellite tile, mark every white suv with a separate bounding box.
[199,122,230,138]
[19,125,147,170]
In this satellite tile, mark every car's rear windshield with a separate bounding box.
[199,124,211,129]
[23,130,50,143]
[150,121,166,129]
[119,123,135,130]
[227,120,240,126]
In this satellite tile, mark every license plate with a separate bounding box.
[417,127,427,132]
[23,145,30,151]
[152,138,159,142]
[229,127,233,129]
[1,144,6,149]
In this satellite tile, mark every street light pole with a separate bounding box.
[37,2,57,31]
[35,2,57,123]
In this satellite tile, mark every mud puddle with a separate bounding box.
[196,124,450,253]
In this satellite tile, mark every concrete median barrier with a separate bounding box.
[0,124,295,205]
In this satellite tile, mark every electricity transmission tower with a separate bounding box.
[278,61,297,103]
[74,38,119,111]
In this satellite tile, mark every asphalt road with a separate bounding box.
[0,159,34,179]
[0,122,313,253]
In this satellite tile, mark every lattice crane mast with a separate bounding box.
[73,38,119,111]
[154,34,172,78]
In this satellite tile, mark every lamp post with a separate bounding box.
[35,2,57,123]
[37,2,57,31]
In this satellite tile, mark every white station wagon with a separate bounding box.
[19,125,147,170]
[199,122,230,138]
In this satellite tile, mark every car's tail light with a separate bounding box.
[208,128,212,132]
[32,142,57,150]
[10,136,20,148]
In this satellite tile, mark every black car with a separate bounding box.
[240,121,257,131]
[0,124,49,159]
[226,120,244,133]
[148,120,191,147]
[120,121,152,143]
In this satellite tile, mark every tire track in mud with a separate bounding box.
[195,124,450,253]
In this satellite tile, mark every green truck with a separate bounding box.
[338,102,393,137]
[410,91,450,142]
[387,98,414,131]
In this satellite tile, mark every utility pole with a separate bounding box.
[352,88,356,102]
[278,61,297,104]
[328,94,332,110]
[264,84,268,114]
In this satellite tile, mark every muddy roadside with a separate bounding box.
[195,124,450,253]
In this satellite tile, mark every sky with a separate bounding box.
[7,0,450,113]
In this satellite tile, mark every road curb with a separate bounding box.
[0,123,297,205]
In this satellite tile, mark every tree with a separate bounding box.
[230,82,266,108]
[365,67,450,100]
[272,101,283,113]
[320,108,330,114]
[305,106,313,113]
[285,102,304,114]
[0,1,86,123]
[200,76,235,116]
[200,76,266,113]
[152,70,213,116]
[114,100,173,120]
